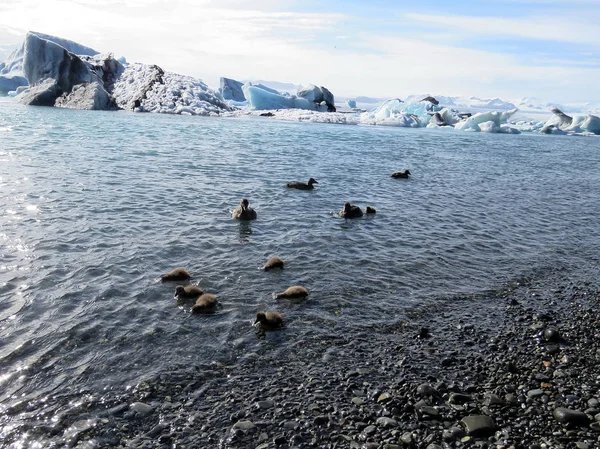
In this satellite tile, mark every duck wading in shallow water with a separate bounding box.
[174,285,204,298]
[263,256,284,271]
[391,169,411,179]
[255,311,284,330]
[191,293,218,314]
[232,198,257,220]
[339,202,363,218]
[286,178,318,190]
[161,267,191,282]
[276,285,309,299]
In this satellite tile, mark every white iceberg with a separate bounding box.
[541,107,600,135]
[454,109,519,133]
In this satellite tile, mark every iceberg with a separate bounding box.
[242,83,328,112]
[297,84,335,112]
[112,63,229,115]
[1,31,230,115]
[541,107,600,135]
[219,77,245,102]
[346,99,356,108]
[359,98,453,127]
[0,31,99,94]
[454,109,519,133]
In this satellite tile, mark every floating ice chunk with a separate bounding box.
[297,84,335,111]
[580,115,600,134]
[359,99,427,127]
[455,108,518,132]
[346,99,356,108]
[541,107,600,135]
[242,83,326,111]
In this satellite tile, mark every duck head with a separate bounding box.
[240,198,249,210]
[308,178,318,185]
[255,312,267,325]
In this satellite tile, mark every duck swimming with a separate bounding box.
[264,256,284,271]
[286,178,318,190]
[232,198,257,220]
[365,206,376,214]
[255,311,284,330]
[174,285,204,298]
[161,267,191,282]
[191,293,218,314]
[276,285,309,299]
[391,169,411,179]
[339,202,363,218]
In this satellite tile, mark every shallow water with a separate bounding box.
[0,98,599,440]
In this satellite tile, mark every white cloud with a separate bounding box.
[404,13,600,46]
[0,0,598,102]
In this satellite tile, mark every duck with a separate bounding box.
[191,293,218,314]
[174,285,204,298]
[161,267,191,282]
[255,311,284,330]
[231,198,257,220]
[286,178,318,190]
[339,202,363,218]
[276,285,309,299]
[263,256,284,271]
[365,206,377,214]
[391,169,411,179]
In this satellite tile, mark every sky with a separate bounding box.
[0,0,599,103]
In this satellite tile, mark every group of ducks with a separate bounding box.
[232,170,411,221]
[166,170,411,331]
[160,259,308,331]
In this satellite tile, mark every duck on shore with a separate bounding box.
[255,311,284,330]
[286,178,318,190]
[161,267,191,282]
[392,169,411,179]
[232,198,257,220]
[339,202,363,218]
[276,285,309,299]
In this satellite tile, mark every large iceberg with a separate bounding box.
[1,31,230,114]
[0,31,99,94]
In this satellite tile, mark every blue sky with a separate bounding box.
[1,0,598,103]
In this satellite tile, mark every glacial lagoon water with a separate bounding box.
[0,97,599,443]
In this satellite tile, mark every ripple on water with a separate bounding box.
[0,104,598,435]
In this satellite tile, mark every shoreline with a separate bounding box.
[9,271,598,448]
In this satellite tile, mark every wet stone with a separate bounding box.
[417,383,438,397]
[376,417,398,428]
[461,415,496,437]
[553,408,590,426]
[255,400,274,410]
[352,397,365,406]
[232,420,255,431]
[449,393,472,404]
[527,389,545,398]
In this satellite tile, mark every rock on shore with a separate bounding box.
[3,271,597,448]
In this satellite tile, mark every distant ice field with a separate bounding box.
[0,99,599,436]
